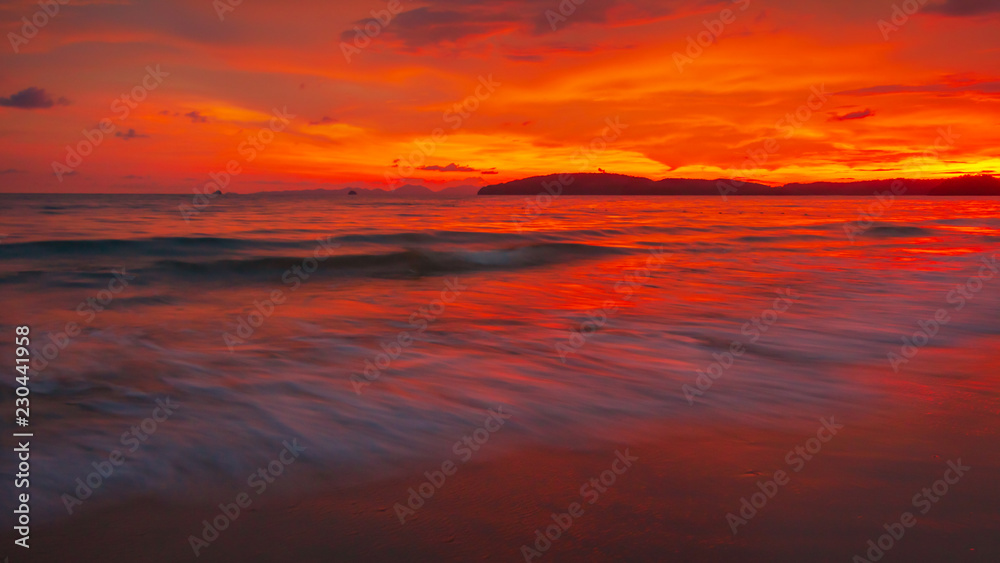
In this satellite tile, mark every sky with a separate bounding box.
[0,0,998,193]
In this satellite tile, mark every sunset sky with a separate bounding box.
[1,0,998,193]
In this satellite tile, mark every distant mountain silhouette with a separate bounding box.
[928,174,1000,196]
[391,184,482,196]
[478,173,1000,196]
[391,184,435,196]
[250,184,481,197]
[435,185,483,196]
[478,173,771,195]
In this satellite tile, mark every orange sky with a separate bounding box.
[1,0,998,193]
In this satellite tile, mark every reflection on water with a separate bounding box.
[1,194,998,526]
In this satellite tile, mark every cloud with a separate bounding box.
[309,116,336,125]
[339,0,685,49]
[837,81,1000,96]
[0,168,26,174]
[838,84,921,96]
[925,0,1000,16]
[343,7,514,49]
[161,110,208,122]
[419,163,478,172]
[506,54,544,62]
[115,128,149,140]
[419,164,498,174]
[831,109,874,121]
[528,0,625,34]
[184,110,208,123]
[0,87,70,109]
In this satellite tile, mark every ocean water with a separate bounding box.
[1,194,999,525]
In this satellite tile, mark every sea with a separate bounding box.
[1,193,998,532]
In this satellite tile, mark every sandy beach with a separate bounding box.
[17,375,999,562]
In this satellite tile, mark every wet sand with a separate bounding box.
[17,391,999,563]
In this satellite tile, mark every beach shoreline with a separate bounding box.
[11,407,998,562]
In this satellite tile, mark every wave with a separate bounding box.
[0,236,289,259]
[862,225,931,237]
[146,243,628,280]
[329,230,548,246]
[0,232,575,260]
[0,226,722,263]
[736,234,834,242]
